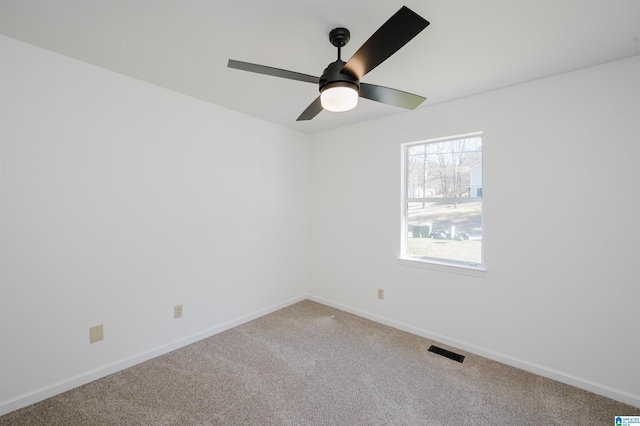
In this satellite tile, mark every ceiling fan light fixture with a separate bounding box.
[320,83,359,112]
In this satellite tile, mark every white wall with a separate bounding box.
[2,32,639,413]
[308,55,640,406]
[0,36,309,412]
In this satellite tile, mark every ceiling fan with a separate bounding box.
[228,6,430,121]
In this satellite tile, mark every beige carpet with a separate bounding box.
[1,300,636,425]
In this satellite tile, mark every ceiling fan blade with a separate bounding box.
[297,97,323,121]
[342,6,429,80]
[359,83,425,110]
[228,59,320,84]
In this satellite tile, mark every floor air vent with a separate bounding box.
[428,345,465,363]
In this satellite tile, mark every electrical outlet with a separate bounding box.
[378,289,384,300]
[174,305,183,319]
[89,324,103,344]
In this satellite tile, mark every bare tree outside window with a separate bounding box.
[403,135,483,267]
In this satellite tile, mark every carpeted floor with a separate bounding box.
[1,300,636,425]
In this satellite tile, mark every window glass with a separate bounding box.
[402,134,483,268]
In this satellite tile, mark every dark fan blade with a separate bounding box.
[297,97,323,121]
[228,59,319,84]
[342,6,429,80]
[359,83,425,109]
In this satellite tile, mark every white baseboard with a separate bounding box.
[0,294,307,417]
[307,294,640,409]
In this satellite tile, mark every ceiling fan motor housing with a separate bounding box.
[319,60,360,94]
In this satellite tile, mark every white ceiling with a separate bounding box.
[1,0,639,134]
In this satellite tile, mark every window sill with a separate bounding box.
[398,257,487,277]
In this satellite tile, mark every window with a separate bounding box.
[401,133,483,270]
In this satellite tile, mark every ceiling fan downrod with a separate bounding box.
[329,27,350,61]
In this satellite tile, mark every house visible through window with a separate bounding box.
[401,133,483,269]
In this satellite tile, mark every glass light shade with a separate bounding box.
[320,86,359,112]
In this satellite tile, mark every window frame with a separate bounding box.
[399,132,486,275]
